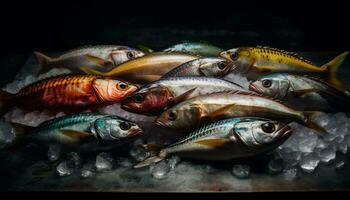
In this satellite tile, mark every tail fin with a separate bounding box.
[321,51,349,89]
[133,144,165,168]
[303,111,328,135]
[134,156,164,168]
[33,51,53,74]
[3,122,35,150]
[0,90,14,117]
[79,66,107,76]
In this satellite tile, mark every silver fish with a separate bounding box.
[134,117,291,168]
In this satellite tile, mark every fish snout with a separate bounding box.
[155,119,166,127]
[277,125,292,138]
[128,127,143,137]
[249,83,262,93]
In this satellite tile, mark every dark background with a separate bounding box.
[0,0,349,85]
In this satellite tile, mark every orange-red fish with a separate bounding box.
[0,75,137,115]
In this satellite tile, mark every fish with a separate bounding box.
[134,117,291,168]
[121,77,247,116]
[155,91,326,133]
[220,46,348,89]
[161,57,234,78]
[34,45,145,74]
[80,53,199,84]
[0,74,137,116]
[249,73,350,112]
[163,42,224,57]
[6,112,143,152]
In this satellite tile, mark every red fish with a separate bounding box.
[0,74,137,115]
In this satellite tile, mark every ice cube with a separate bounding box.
[66,152,81,167]
[168,156,181,170]
[298,133,317,153]
[96,152,114,172]
[344,134,350,147]
[313,114,329,127]
[81,161,96,178]
[335,161,345,170]
[319,147,336,163]
[268,159,283,175]
[283,168,298,180]
[116,157,133,168]
[149,161,170,180]
[130,145,150,162]
[47,145,61,162]
[338,142,347,154]
[300,152,319,173]
[231,164,251,179]
[0,121,14,143]
[56,160,75,177]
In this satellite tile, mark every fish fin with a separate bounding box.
[33,51,53,74]
[0,90,14,117]
[195,138,232,147]
[85,55,112,66]
[138,45,154,54]
[60,129,91,140]
[209,104,236,121]
[253,65,276,72]
[291,89,321,97]
[3,122,36,149]
[171,88,197,104]
[321,52,349,89]
[10,122,35,135]
[79,66,107,76]
[303,111,328,135]
[133,156,164,168]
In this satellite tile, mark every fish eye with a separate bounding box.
[127,52,134,59]
[119,122,131,130]
[230,52,239,61]
[118,82,128,90]
[262,79,272,88]
[133,94,144,103]
[261,122,275,133]
[168,111,177,121]
[218,62,226,70]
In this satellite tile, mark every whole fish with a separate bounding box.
[80,53,199,84]
[155,91,326,133]
[249,73,350,111]
[34,45,145,74]
[121,77,246,116]
[163,42,224,57]
[0,75,137,116]
[134,117,291,168]
[161,57,234,78]
[7,112,143,152]
[220,46,348,89]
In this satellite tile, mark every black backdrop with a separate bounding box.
[1,0,349,53]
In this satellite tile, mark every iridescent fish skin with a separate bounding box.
[220,47,348,89]
[134,118,291,168]
[163,42,224,57]
[9,112,143,152]
[34,45,145,74]
[161,57,234,79]
[155,91,325,133]
[121,77,246,116]
[250,73,350,111]
[0,74,137,115]
[80,53,199,84]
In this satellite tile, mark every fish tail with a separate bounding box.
[0,90,14,117]
[303,111,328,135]
[321,51,349,89]
[79,66,107,76]
[33,51,53,74]
[133,144,165,168]
[133,156,164,168]
[2,122,35,150]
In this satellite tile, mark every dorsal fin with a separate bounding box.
[255,46,314,65]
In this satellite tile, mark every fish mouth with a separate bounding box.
[277,125,292,137]
[155,119,166,127]
[128,128,143,137]
[249,84,262,93]
[121,103,133,111]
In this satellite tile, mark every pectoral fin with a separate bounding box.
[209,104,236,121]
[60,129,91,140]
[85,55,112,66]
[171,88,197,104]
[291,89,320,97]
[195,138,232,147]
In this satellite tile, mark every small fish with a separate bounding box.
[220,46,348,89]
[80,53,199,84]
[163,42,224,57]
[155,91,326,133]
[161,58,234,78]
[249,73,350,112]
[134,117,291,168]
[0,75,137,116]
[6,112,143,152]
[34,45,145,74]
[121,77,246,116]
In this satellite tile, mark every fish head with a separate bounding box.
[110,49,145,65]
[93,116,143,141]
[220,48,254,74]
[93,79,138,103]
[233,118,291,148]
[198,58,235,77]
[155,102,198,129]
[121,86,174,115]
[249,74,290,99]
